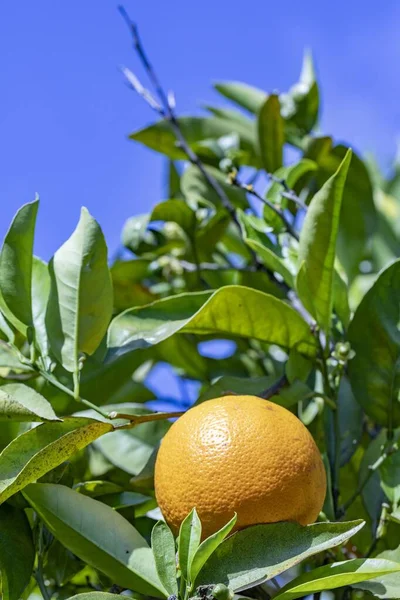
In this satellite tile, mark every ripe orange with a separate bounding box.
[155,395,326,538]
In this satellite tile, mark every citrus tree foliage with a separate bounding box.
[2,40,400,600]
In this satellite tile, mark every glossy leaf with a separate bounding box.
[0,503,34,600]
[179,508,202,584]
[24,483,167,597]
[196,520,364,591]
[0,199,38,329]
[0,383,60,422]
[32,256,51,361]
[311,143,377,279]
[66,595,122,600]
[152,521,178,596]
[297,149,351,331]
[348,259,400,426]
[107,286,318,360]
[353,546,400,598]
[0,417,112,503]
[46,207,113,373]
[191,514,237,586]
[214,81,267,114]
[237,210,294,287]
[273,559,400,600]
[258,95,284,173]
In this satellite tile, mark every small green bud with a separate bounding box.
[212,584,234,600]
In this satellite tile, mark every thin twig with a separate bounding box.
[118,6,290,295]
[229,174,299,241]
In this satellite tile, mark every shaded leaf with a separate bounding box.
[151,199,196,234]
[273,558,400,600]
[0,383,60,422]
[24,483,166,597]
[152,521,178,596]
[296,149,351,331]
[0,503,34,600]
[258,95,284,173]
[348,259,400,426]
[196,520,364,591]
[0,199,39,330]
[46,207,113,373]
[107,286,318,360]
[0,417,112,503]
[338,376,363,466]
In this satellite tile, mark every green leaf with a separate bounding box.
[338,376,363,466]
[333,269,351,328]
[309,142,377,279]
[0,503,34,600]
[152,521,178,596]
[191,514,237,587]
[0,417,112,503]
[107,286,318,360]
[237,211,294,287]
[151,199,196,234]
[258,95,284,173]
[76,404,169,475]
[273,559,400,600]
[204,105,255,129]
[380,445,400,507]
[23,483,167,597]
[179,508,202,584]
[65,595,123,600]
[0,383,60,422]
[46,207,113,373]
[266,159,317,205]
[168,160,181,198]
[32,256,51,361]
[0,199,39,329]
[121,214,153,253]
[296,149,351,331]
[281,50,319,134]
[348,259,400,426]
[353,545,400,598]
[214,82,267,114]
[130,117,258,167]
[196,520,365,591]
[359,430,386,524]
[181,164,248,210]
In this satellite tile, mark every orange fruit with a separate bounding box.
[155,395,326,538]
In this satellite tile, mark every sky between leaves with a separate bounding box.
[1,0,400,261]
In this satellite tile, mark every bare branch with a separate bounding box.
[118,5,290,294]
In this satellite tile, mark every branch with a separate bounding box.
[229,173,299,241]
[118,6,290,295]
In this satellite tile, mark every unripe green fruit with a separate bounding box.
[212,584,234,600]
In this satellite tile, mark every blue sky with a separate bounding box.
[1,0,400,262]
